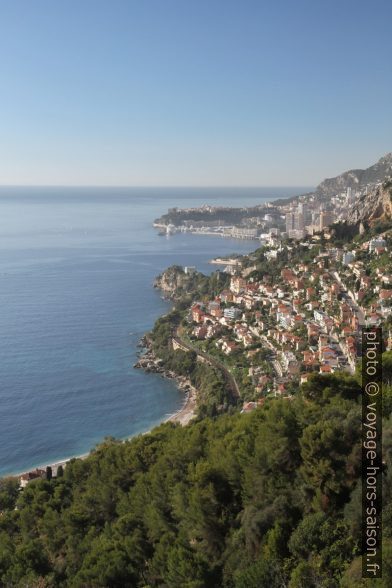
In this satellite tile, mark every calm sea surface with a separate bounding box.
[0,186,307,476]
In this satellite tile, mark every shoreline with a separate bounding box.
[4,340,196,481]
[133,337,197,426]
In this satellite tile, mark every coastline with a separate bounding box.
[7,340,196,480]
[133,336,197,426]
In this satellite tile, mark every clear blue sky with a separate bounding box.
[0,0,391,186]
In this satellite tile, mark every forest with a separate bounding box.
[1,364,392,587]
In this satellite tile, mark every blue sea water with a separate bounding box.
[0,186,306,476]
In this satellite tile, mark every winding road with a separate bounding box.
[172,333,241,400]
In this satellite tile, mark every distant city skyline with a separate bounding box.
[0,0,391,187]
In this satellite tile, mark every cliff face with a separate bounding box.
[154,266,192,299]
[316,152,392,198]
[346,180,392,225]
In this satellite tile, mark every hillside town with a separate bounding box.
[177,228,392,412]
[154,153,392,242]
[154,182,385,241]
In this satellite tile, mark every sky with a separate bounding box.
[0,0,391,187]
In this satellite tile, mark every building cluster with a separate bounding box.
[279,184,382,241]
[283,200,335,240]
[182,229,392,412]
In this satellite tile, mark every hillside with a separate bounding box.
[2,162,392,586]
[1,369,392,587]
[1,220,392,585]
[315,152,392,199]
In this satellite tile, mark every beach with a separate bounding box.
[12,366,197,480]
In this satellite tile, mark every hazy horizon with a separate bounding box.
[0,183,314,189]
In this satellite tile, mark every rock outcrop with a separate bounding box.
[154,265,199,300]
[346,180,392,225]
[134,339,194,395]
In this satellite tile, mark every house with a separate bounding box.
[19,468,46,488]
[300,373,313,384]
[306,287,316,300]
[307,323,320,340]
[369,238,386,252]
[193,325,208,339]
[307,300,320,311]
[356,289,366,302]
[192,304,205,323]
[342,252,355,265]
[351,314,360,330]
[262,285,274,297]
[380,289,392,302]
[294,278,304,289]
[341,325,354,337]
[281,268,296,282]
[222,339,238,355]
[293,298,302,312]
[345,336,357,360]
[302,350,318,368]
[280,351,300,374]
[318,334,329,348]
[258,374,269,388]
[241,401,257,414]
[324,317,335,333]
[210,306,223,318]
[367,313,382,326]
[293,315,304,327]
[361,276,372,289]
[224,306,242,320]
[314,310,333,329]
[319,346,338,367]
[340,303,352,323]
[243,294,257,310]
[331,283,340,296]
[220,290,233,303]
[208,301,221,313]
[243,334,254,347]
[206,324,221,339]
[230,276,246,294]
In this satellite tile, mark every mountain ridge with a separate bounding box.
[315,152,392,198]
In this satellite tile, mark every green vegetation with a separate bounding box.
[3,215,392,585]
[154,205,274,228]
[329,221,360,245]
[1,371,392,586]
[149,310,235,417]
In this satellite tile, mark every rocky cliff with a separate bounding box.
[346,180,392,225]
[154,265,196,300]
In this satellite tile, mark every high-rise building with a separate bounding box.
[319,210,335,230]
[295,202,309,230]
[285,212,295,233]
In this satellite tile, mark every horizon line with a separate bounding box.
[0,183,314,190]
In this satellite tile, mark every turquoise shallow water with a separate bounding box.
[0,186,306,476]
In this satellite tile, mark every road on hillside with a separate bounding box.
[172,334,240,399]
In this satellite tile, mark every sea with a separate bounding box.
[0,186,307,477]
